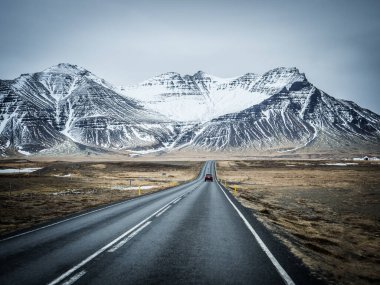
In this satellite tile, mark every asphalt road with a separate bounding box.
[0,161,324,285]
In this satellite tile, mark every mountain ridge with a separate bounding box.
[118,66,307,122]
[0,63,379,156]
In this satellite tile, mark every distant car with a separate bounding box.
[204,174,213,182]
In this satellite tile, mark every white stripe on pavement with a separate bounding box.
[155,205,172,217]
[61,270,86,285]
[216,179,296,285]
[47,192,191,285]
[108,221,152,253]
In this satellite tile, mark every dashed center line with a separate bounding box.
[108,221,152,253]
[155,205,172,217]
[47,182,200,285]
[61,270,86,285]
[172,197,182,204]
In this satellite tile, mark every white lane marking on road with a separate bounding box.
[0,180,201,242]
[155,205,172,217]
[172,197,182,204]
[108,221,152,253]
[217,181,296,285]
[47,190,195,285]
[61,270,86,285]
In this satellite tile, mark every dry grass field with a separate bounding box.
[217,160,380,285]
[0,159,202,237]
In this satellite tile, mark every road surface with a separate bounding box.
[0,161,324,284]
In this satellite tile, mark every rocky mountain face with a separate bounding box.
[0,63,379,155]
[173,80,380,152]
[0,64,176,154]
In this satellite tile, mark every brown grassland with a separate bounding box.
[0,159,201,236]
[217,160,380,285]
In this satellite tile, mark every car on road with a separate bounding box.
[204,174,213,182]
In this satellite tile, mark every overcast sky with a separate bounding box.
[1,0,379,113]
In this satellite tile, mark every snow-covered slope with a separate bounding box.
[0,63,379,155]
[0,64,176,153]
[172,78,380,151]
[119,68,305,122]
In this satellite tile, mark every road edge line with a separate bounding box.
[215,174,295,285]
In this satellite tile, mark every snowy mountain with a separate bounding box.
[119,67,304,122]
[0,64,177,154]
[0,63,379,155]
[172,78,380,152]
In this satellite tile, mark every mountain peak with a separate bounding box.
[43,63,88,75]
[194,70,206,75]
[154,72,182,79]
[259,67,307,87]
[192,70,210,79]
[266,66,300,74]
[239,73,258,79]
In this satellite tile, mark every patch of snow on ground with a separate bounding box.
[52,189,82,195]
[353,157,379,161]
[53,174,72,177]
[111,185,156,191]
[324,163,358,166]
[0,168,42,174]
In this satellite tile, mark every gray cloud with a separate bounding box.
[0,0,379,113]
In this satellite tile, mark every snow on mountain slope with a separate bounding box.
[1,63,379,155]
[120,72,209,122]
[0,64,177,153]
[172,78,380,151]
[119,67,307,122]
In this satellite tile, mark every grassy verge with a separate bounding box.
[0,160,202,237]
[217,160,380,285]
